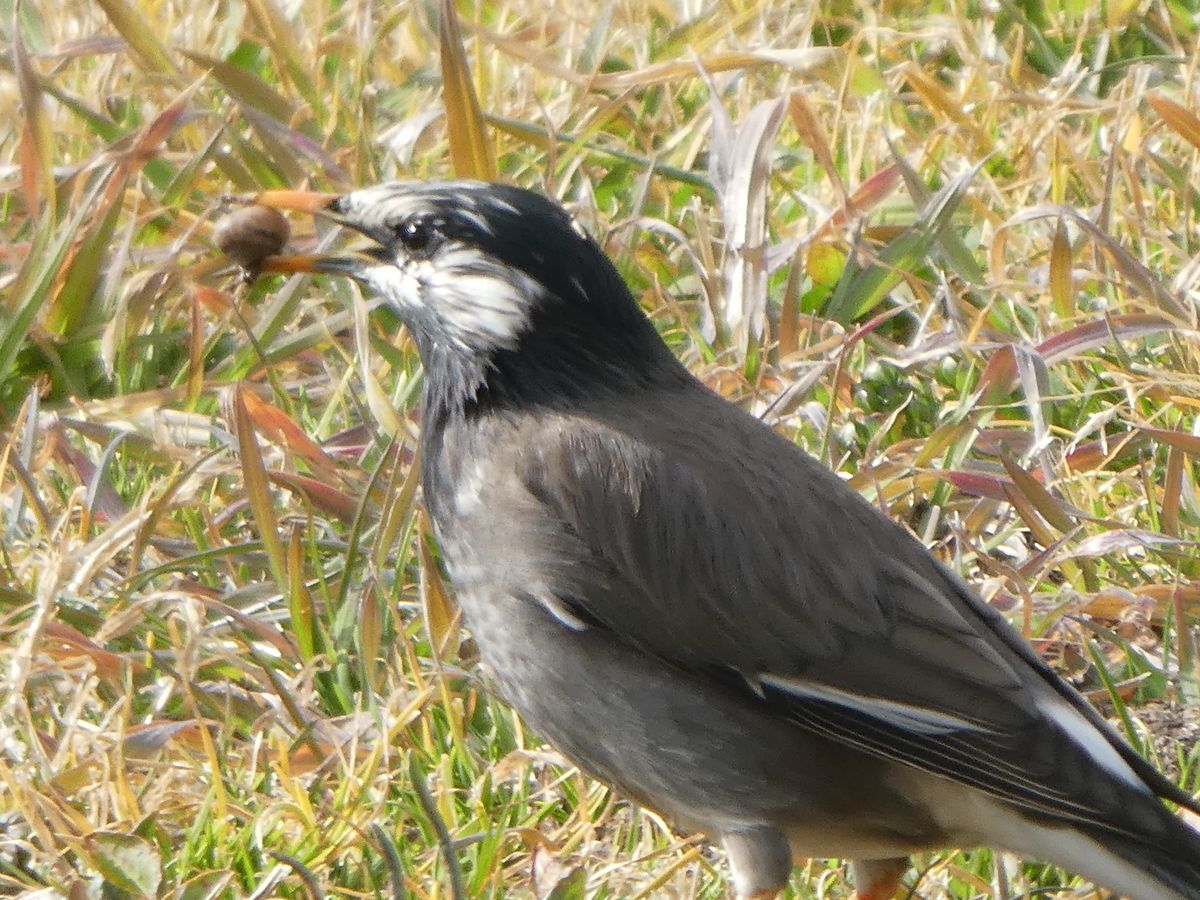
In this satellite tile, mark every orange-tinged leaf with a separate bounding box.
[43,621,145,683]
[1064,433,1145,472]
[419,523,460,661]
[1080,589,1140,619]
[1162,444,1184,537]
[810,165,903,241]
[1147,92,1200,153]
[269,470,359,523]
[17,123,40,217]
[231,384,287,589]
[129,90,192,162]
[122,721,207,758]
[1139,425,1200,457]
[904,65,989,150]
[787,93,842,196]
[360,584,382,691]
[998,453,1074,533]
[778,261,803,358]
[841,164,903,223]
[988,225,1008,287]
[981,313,1176,396]
[1001,480,1057,548]
[936,469,1012,501]
[239,387,292,439]
[190,283,234,316]
[438,0,496,180]
[198,593,297,658]
[1037,312,1174,365]
[1132,583,1200,614]
[240,388,338,477]
[861,224,908,243]
[47,176,125,335]
[280,739,337,775]
[1170,395,1200,411]
[12,7,55,215]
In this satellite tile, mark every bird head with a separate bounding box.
[252,181,682,416]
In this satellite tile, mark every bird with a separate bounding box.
[240,180,1200,899]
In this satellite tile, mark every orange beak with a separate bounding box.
[257,253,330,274]
[223,189,339,215]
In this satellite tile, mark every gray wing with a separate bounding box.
[507,390,1187,835]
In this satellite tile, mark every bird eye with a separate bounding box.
[397,217,438,255]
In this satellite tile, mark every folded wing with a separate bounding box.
[512,394,1185,838]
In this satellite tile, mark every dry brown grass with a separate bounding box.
[3,1,1200,897]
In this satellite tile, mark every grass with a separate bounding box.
[3,0,1200,896]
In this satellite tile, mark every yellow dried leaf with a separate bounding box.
[1122,111,1143,154]
[438,0,496,179]
[1049,218,1073,316]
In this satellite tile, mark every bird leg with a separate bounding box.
[850,857,908,900]
[722,827,793,899]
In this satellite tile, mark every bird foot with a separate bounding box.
[851,857,907,900]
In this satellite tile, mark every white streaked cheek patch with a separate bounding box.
[364,264,422,314]
[427,270,530,349]
[362,247,542,353]
[423,249,540,352]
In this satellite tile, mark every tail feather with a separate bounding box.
[979,793,1200,900]
[1097,817,1200,900]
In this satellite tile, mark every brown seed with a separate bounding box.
[213,205,290,270]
